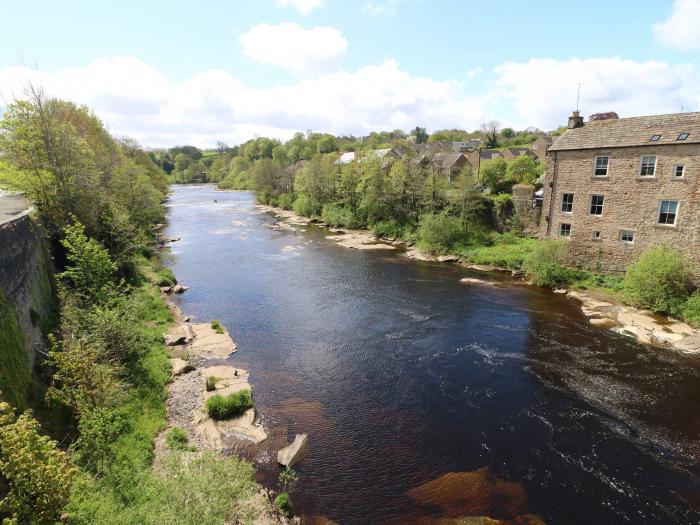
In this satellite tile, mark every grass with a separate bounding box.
[205,376,219,392]
[165,427,195,452]
[206,391,253,420]
[461,233,537,270]
[274,492,293,518]
[210,319,224,334]
[0,287,29,410]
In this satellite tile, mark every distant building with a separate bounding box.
[335,151,356,164]
[430,153,469,181]
[502,147,535,160]
[539,110,700,275]
[465,149,503,169]
[451,139,483,152]
[335,148,401,168]
[532,136,554,160]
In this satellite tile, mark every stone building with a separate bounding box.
[539,110,700,275]
[532,136,553,160]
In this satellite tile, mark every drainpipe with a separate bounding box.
[545,151,558,237]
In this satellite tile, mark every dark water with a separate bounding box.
[164,185,700,525]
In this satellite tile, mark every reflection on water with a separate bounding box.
[164,185,700,525]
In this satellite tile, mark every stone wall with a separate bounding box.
[0,209,55,370]
[539,144,700,275]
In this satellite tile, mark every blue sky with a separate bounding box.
[1,0,699,147]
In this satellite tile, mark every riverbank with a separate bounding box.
[254,201,700,354]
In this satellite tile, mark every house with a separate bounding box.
[335,151,356,164]
[502,147,535,160]
[336,148,401,168]
[539,110,700,275]
[430,153,469,181]
[532,136,554,160]
[465,149,503,169]
[451,139,482,152]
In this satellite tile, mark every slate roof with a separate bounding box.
[504,147,532,156]
[432,152,464,168]
[550,112,700,151]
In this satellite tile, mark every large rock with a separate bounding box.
[189,323,237,358]
[277,434,308,467]
[164,325,190,346]
[172,284,189,294]
[170,358,193,376]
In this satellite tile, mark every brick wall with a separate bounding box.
[539,144,700,275]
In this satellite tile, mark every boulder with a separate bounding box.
[160,286,172,294]
[277,433,308,467]
[170,358,193,376]
[172,284,189,294]
[437,255,459,263]
[164,325,190,346]
[553,288,568,295]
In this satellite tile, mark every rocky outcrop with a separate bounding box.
[277,434,308,467]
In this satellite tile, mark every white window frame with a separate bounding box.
[673,165,685,179]
[657,200,679,226]
[589,194,605,216]
[592,230,602,241]
[559,223,571,238]
[639,155,657,178]
[561,193,574,213]
[593,156,609,177]
[619,230,635,243]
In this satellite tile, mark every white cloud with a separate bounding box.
[493,57,698,130]
[276,0,323,15]
[239,23,347,74]
[466,67,483,79]
[0,56,696,149]
[653,0,700,51]
[363,0,403,16]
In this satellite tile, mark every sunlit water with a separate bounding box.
[164,185,700,524]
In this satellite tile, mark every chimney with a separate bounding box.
[568,110,584,129]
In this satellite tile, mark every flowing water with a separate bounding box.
[164,185,700,525]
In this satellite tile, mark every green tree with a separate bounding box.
[506,156,541,185]
[480,158,509,193]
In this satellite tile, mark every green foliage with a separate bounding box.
[0,400,77,524]
[292,193,322,217]
[369,218,410,239]
[0,289,29,410]
[623,245,694,315]
[206,391,253,420]
[505,156,542,185]
[73,408,127,472]
[464,234,537,270]
[279,466,299,494]
[59,219,117,304]
[524,239,572,288]
[417,212,470,254]
[321,203,362,228]
[277,192,294,210]
[165,427,195,452]
[480,158,510,194]
[153,264,176,287]
[205,376,219,392]
[210,319,224,334]
[274,492,293,519]
[680,292,700,328]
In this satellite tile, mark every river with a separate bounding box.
[164,185,700,525]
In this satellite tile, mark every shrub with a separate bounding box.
[206,391,253,420]
[524,239,572,288]
[321,203,356,228]
[274,492,293,518]
[681,292,700,327]
[370,219,408,239]
[292,193,321,218]
[278,192,294,210]
[465,234,536,270]
[210,319,224,334]
[154,265,177,287]
[205,376,219,392]
[417,212,469,254]
[622,245,693,314]
[166,427,195,452]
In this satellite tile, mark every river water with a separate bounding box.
[164,185,700,525]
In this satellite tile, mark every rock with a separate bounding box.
[590,317,615,327]
[437,255,459,263]
[405,248,437,261]
[164,325,190,346]
[277,433,308,467]
[553,288,568,294]
[172,284,189,294]
[651,330,685,345]
[189,323,237,358]
[466,264,502,272]
[675,334,700,353]
[170,358,193,376]
[511,270,526,278]
[160,286,172,294]
[183,315,190,322]
[460,278,495,286]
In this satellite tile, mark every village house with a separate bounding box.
[430,152,469,181]
[465,148,502,170]
[532,136,553,160]
[539,110,700,275]
[501,147,535,160]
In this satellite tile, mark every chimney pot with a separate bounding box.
[568,111,584,129]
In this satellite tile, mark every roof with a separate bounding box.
[550,112,700,151]
[432,152,465,168]
[336,152,356,164]
[505,147,531,156]
[480,150,502,159]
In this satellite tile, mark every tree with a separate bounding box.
[481,121,501,148]
[480,158,509,193]
[216,141,229,154]
[316,135,338,154]
[505,156,541,185]
[412,126,429,144]
[501,127,515,139]
[0,400,77,524]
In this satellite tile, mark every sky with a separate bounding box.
[1,0,699,148]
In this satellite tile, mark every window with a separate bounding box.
[561,193,574,213]
[594,156,609,176]
[639,155,657,177]
[674,165,685,178]
[592,230,602,240]
[559,223,571,237]
[677,133,689,141]
[650,135,662,141]
[620,230,635,243]
[657,200,679,226]
[590,195,605,215]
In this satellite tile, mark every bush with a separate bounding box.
[417,212,469,254]
[205,376,219,392]
[370,218,409,239]
[321,203,358,228]
[274,492,293,518]
[154,265,177,287]
[210,319,224,334]
[166,427,195,452]
[206,391,253,420]
[464,234,536,270]
[292,193,321,218]
[524,239,572,288]
[623,245,693,314]
[278,192,294,210]
[681,292,700,327]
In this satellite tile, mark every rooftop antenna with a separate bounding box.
[576,83,583,112]
[681,105,684,113]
